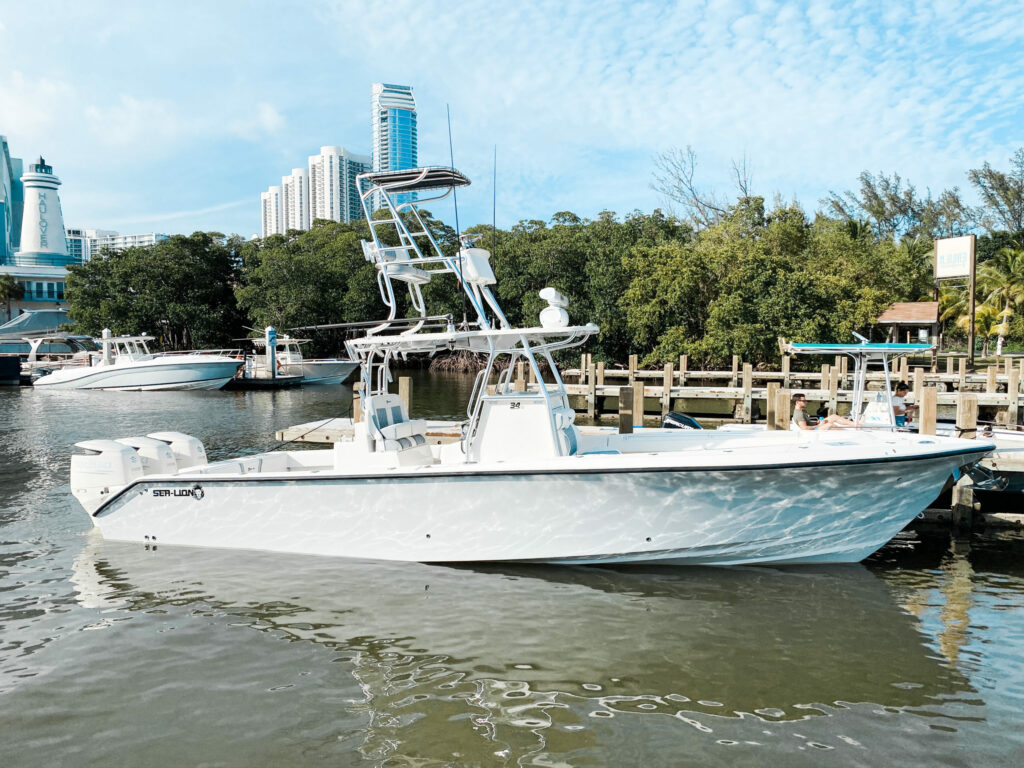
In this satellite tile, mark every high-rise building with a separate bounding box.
[308,146,370,225]
[260,185,284,238]
[371,83,418,209]
[281,167,309,232]
[1,136,24,262]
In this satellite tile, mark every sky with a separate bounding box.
[1,0,1023,238]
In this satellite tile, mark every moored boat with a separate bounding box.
[67,167,994,565]
[35,329,242,391]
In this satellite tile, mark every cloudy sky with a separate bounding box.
[1,0,1022,237]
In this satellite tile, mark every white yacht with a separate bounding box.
[68,167,994,565]
[35,329,242,390]
[248,333,358,385]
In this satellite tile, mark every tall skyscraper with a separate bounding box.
[260,185,284,238]
[281,167,309,232]
[371,83,418,208]
[0,136,24,262]
[308,146,370,225]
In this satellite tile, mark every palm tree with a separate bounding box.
[977,244,1024,355]
[0,273,23,322]
[956,301,1002,357]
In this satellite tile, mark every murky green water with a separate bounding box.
[2,372,1023,766]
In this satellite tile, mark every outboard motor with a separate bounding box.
[663,411,703,430]
[115,436,178,476]
[147,432,208,471]
[70,440,145,515]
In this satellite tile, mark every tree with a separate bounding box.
[0,272,23,320]
[976,244,1024,355]
[651,146,752,230]
[66,232,246,349]
[968,148,1024,235]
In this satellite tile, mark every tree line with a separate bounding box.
[65,149,1024,367]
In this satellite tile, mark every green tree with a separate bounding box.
[0,272,24,320]
[976,244,1024,355]
[66,232,245,349]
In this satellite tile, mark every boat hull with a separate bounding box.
[281,359,359,385]
[90,448,986,565]
[33,359,242,391]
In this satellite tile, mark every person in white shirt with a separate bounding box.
[892,381,917,427]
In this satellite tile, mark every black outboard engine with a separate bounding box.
[663,411,703,430]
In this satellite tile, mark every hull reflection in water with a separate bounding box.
[72,537,970,764]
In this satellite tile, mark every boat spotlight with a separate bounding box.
[539,287,569,329]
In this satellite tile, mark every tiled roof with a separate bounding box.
[876,301,939,324]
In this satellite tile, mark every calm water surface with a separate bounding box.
[2,371,1023,767]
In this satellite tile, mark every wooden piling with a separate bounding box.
[515,362,527,392]
[633,382,646,427]
[774,388,792,431]
[765,382,779,429]
[661,363,674,418]
[958,357,967,391]
[946,356,954,374]
[618,386,634,434]
[398,376,412,415]
[628,354,638,385]
[742,363,753,423]
[957,393,978,439]
[529,363,538,385]
[678,355,688,386]
[597,361,605,386]
[913,368,924,405]
[920,386,938,435]
[987,365,998,393]
[1008,367,1020,426]
[828,366,839,414]
[820,363,829,390]
[731,355,740,387]
[587,362,597,420]
[781,355,791,388]
[352,381,363,422]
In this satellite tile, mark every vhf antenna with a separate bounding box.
[447,104,468,327]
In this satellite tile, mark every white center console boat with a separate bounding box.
[68,167,994,565]
[35,329,243,390]
[248,334,358,385]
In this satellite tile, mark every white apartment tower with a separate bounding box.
[307,146,370,224]
[281,167,309,232]
[260,185,284,238]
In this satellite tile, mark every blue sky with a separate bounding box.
[1,0,1022,238]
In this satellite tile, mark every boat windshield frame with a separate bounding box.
[786,341,933,430]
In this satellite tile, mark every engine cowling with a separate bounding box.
[70,440,145,515]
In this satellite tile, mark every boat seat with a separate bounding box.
[364,393,433,464]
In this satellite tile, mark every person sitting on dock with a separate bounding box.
[792,393,856,430]
[892,382,918,427]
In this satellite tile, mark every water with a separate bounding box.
[2,372,1024,767]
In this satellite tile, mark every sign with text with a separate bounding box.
[934,235,975,280]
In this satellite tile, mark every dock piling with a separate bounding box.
[618,386,633,434]
[742,363,753,423]
[920,386,938,435]
[662,363,674,418]
[353,381,363,422]
[774,388,792,431]
[399,376,412,416]
[766,382,780,429]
